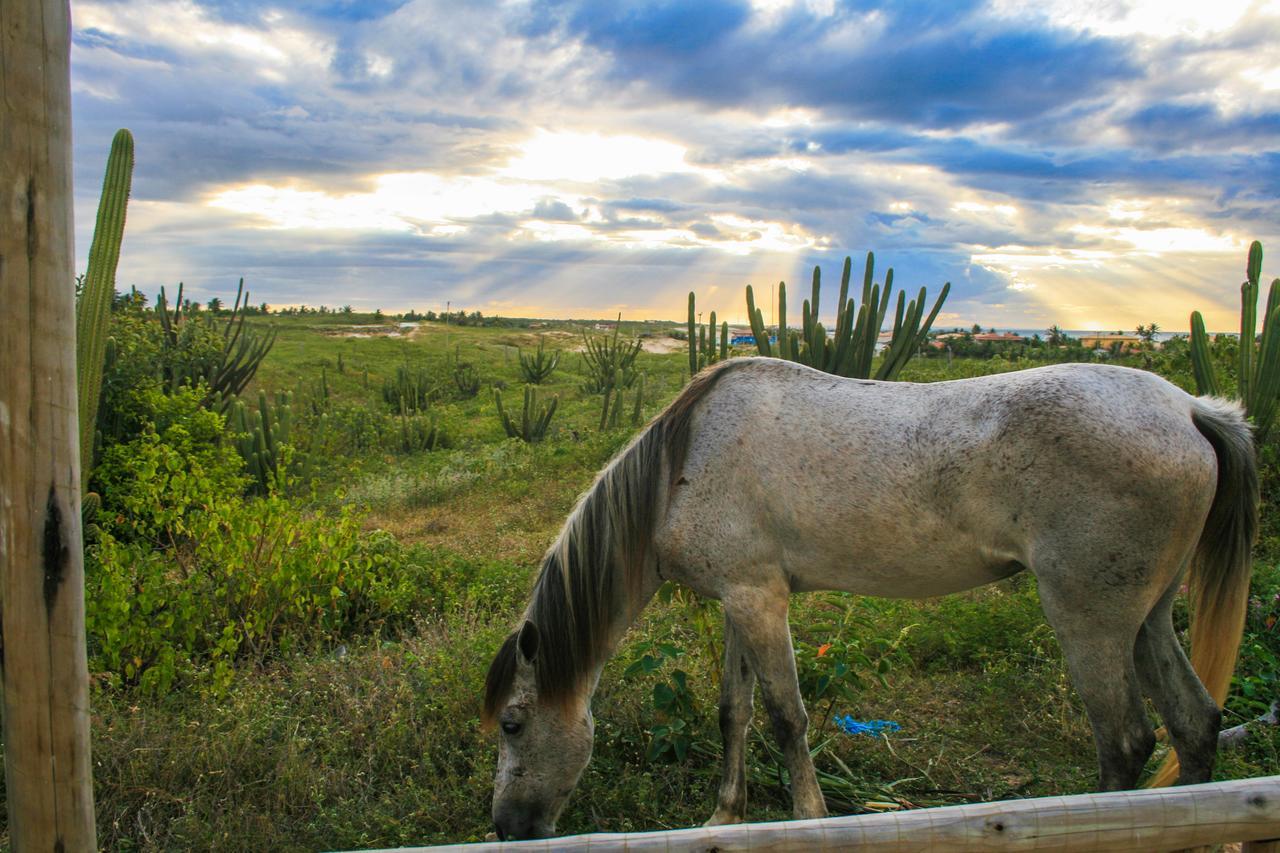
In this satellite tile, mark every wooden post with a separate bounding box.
[0,1,98,849]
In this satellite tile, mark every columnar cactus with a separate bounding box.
[1190,241,1280,441]
[77,128,133,489]
[744,252,949,380]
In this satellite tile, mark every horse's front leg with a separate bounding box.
[705,615,756,825]
[723,587,827,820]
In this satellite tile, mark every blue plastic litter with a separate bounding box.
[835,716,900,737]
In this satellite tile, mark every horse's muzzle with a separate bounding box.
[493,807,553,841]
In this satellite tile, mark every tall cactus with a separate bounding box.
[744,252,949,380]
[77,128,134,491]
[687,292,730,376]
[1190,241,1280,441]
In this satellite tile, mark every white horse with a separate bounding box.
[483,358,1256,840]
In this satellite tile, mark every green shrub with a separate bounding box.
[92,385,247,544]
[86,496,423,695]
[1232,560,1280,719]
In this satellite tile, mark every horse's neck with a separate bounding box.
[587,557,663,698]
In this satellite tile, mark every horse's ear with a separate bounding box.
[516,620,540,666]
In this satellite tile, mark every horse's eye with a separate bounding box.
[501,721,522,736]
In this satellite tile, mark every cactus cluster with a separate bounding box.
[382,364,435,413]
[687,293,729,376]
[308,367,332,416]
[496,386,558,443]
[453,362,481,398]
[519,337,561,384]
[77,128,134,491]
[582,316,642,393]
[230,390,294,493]
[745,253,949,381]
[395,408,442,453]
[156,278,277,410]
[1190,241,1280,441]
[600,371,647,429]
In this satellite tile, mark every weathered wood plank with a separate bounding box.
[0,1,98,849]
[1243,839,1280,853]
[372,776,1280,852]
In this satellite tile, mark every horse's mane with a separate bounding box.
[482,359,748,724]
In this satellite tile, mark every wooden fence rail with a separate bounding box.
[367,775,1280,852]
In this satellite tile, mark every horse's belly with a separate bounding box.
[791,555,1023,598]
[785,530,1026,599]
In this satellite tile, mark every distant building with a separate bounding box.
[1079,333,1142,351]
[972,332,1026,343]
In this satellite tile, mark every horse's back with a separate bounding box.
[656,359,1219,600]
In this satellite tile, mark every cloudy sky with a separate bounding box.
[70,0,1280,330]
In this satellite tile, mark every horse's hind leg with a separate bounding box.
[722,586,827,819]
[1038,585,1155,790]
[705,615,756,826]
[1134,580,1221,783]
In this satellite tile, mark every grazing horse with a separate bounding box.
[482,358,1256,840]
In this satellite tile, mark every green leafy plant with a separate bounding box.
[495,386,558,443]
[86,495,425,695]
[744,252,949,380]
[92,385,249,546]
[518,337,561,384]
[1190,241,1280,441]
[624,640,701,762]
[792,595,915,736]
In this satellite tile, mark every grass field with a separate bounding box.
[29,314,1280,850]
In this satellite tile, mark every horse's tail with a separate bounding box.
[1148,396,1258,787]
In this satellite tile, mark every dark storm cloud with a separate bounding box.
[534,0,1138,130]
[1124,102,1280,151]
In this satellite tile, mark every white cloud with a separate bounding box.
[500,130,707,183]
